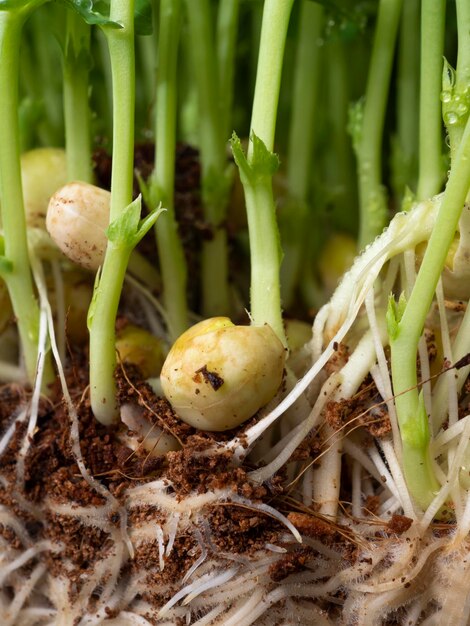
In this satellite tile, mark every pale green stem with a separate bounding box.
[63,10,93,182]
[456,0,470,89]
[30,6,63,146]
[248,0,293,157]
[416,0,446,201]
[391,113,470,510]
[324,38,357,233]
[281,0,323,307]
[394,0,419,197]
[216,0,240,141]
[89,0,135,425]
[151,0,188,341]
[357,0,403,248]
[244,0,294,346]
[0,8,53,388]
[286,1,322,201]
[185,0,231,317]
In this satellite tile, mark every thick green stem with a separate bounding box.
[391,114,470,510]
[240,0,294,346]
[63,10,93,182]
[248,0,293,157]
[185,0,231,317]
[357,0,403,248]
[89,0,135,424]
[416,0,446,201]
[0,9,53,388]
[245,179,284,342]
[151,0,188,341]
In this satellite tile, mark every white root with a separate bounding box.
[3,193,470,625]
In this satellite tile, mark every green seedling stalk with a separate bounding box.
[29,5,64,146]
[324,37,358,234]
[355,0,403,248]
[416,0,446,201]
[280,0,323,308]
[443,0,470,161]
[63,9,93,182]
[94,27,114,142]
[184,0,232,318]
[390,113,470,511]
[89,0,136,425]
[233,0,294,347]
[0,4,54,388]
[216,0,239,142]
[393,0,419,198]
[147,0,188,342]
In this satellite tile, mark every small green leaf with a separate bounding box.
[106,196,143,247]
[61,0,121,27]
[133,205,166,248]
[249,132,280,178]
[442,58,455,93]
[401,187,416,213]
[230,132,253,185]
[386,292,407,341]
[230,131,279,186]
[106,196,165,250]
[401,391,430,451]
[396,292,407,321]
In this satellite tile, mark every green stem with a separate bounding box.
[185,0,231,317]
[63,9,93,182]
[151,0,188,342]
[29,5,64,146]
[286,1,322,202]
[240,0,294,346]
[245,179,285,341]
[416,0,446,201]
[391,113,470,510]
[216,0,240,141]
[357,0,403,248]
[248,0,293,157]
[94,27,114,142]
[445,0,470,159]
[324,38,357,233]
[281,0,323,307]
[89,0,135,425]
[0,7,53,388]
[455,0,470,91]
[393,0,419,197]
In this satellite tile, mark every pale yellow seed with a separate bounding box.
[160,317,286,432]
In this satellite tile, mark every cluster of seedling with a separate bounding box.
[1,0,470,624]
